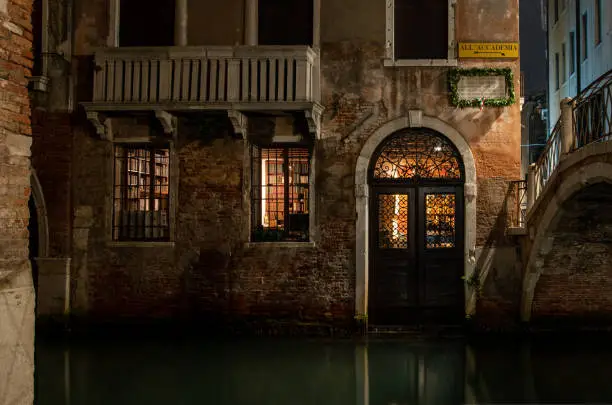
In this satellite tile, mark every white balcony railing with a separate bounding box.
[93,46,319,106]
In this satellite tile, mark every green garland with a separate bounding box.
[448,67,515,108]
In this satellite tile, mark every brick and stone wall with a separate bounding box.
[0,0,35,402]
[63,0,522,330]
[30,109,72,257]
[520,143,612,326]
[532,182,612,324]
[71,117,355,325]
[318,0,522,328]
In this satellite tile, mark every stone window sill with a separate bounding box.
[383,58,458,67]
[106,241,176,248]
[245,241,316,249]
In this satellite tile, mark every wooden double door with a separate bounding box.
[369,185,465,325]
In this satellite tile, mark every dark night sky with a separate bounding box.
[520,0,547,97]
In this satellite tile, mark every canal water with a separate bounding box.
[35,335,612,404]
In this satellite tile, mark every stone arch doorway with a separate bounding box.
[355,116,477,325]
[367,128,466,325]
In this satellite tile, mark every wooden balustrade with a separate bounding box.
[92,46,319,106]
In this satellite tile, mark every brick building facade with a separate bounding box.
[31,0,523,331]
[0,0,35,402]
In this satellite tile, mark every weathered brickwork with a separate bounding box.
[0,0,35,402]
[532,183,612,323]
[0,0,33,301]
[30,109,72,256]
[38,0,524,331]
[73,119,355,324]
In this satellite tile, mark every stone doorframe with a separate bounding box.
[354,114,477,319]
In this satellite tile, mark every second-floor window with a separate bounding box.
[113,145,171,241]
[561,43,566,82]
[581,13,588,61]
[394,0,449,60]
[570,31,576,74]
[119,0,175,47]
[258,0,313,46]
[32,0,43,77]
[251,146,311,242]
[555,52,560,90]
[594,0,602,45]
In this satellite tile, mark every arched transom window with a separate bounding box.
[372,130,464,181]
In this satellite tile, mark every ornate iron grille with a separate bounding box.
[372,130,463,181]
[113,145,170,241]
[251,146,310,242]
[378,194,409,249]
[425,193,456,249]
[574,69,612,148]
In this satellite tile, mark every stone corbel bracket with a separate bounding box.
[155,110,178,140]
[305,104,325,139]
[86,111,113,141]
[228,110,247,139]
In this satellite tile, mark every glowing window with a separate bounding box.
[113,145,170,241]
[251,146,310,242]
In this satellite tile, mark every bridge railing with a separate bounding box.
[532,118,562,202]
[512,69,612,231]
[574,70,612,148]
[510,69,612,232]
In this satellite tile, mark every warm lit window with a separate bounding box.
[113,145,170,241]
[251,146,310,242]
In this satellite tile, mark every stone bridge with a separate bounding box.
[515,69,612,326]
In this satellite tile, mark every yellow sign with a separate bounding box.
[458,42,519,59]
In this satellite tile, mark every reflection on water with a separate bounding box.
[35,336,612,405]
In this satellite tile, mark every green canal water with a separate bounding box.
[35,334,612,404]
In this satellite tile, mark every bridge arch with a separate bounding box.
[522,144,612,322]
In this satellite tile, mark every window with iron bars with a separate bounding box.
[113,144,170,241]
[251,146,310,242]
